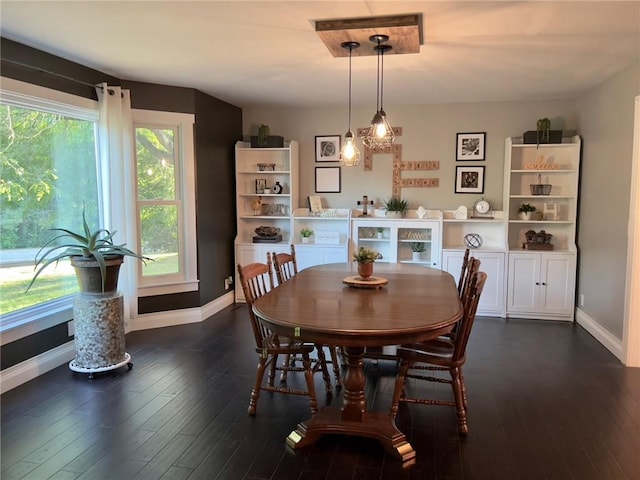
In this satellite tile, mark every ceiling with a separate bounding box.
[1,1,639,109]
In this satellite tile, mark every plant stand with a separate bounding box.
[69,293,133,379]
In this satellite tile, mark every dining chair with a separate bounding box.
[272,245,342,391]
[390,270,488,435]
[457,248,471,295]
[237,255,318,416]
[448,256,481,341]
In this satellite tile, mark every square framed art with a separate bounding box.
[456,132,486,161]
[455,165,485,194]
[315,135,341,162]
[315,167,341,193]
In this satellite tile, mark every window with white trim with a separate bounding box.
[132,110,198,296]
[0,77,101,331]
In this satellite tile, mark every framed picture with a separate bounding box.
[315,167,341,193]
[455,166,485,194]
[456,132,486,161]
[315,135,341,162]
[308,195,323,213]
[255,178,267,194]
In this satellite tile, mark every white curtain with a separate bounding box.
[95,83,138,326]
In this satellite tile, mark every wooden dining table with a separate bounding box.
[252,262,463,465]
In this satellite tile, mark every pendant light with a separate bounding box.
[339,41,361,166]
[363,34,395,149]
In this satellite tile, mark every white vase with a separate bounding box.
[412,252,422,261]
[302,236,310,244]
[519,211,532,220]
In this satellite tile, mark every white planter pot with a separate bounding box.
[412,252,422,261]
[519,211,533,220]
[302,236,310,244]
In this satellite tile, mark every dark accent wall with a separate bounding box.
[1,38,241,370]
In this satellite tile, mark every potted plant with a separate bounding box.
[518,203,536,220]
[27,207,151,294]
[376,227,384,239]
[300,227,313,244]
[383,197,409,218]
[410,242,425,261]
[352,246,383,279]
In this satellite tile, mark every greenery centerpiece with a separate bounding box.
[383,197,409,218]
[353,246,383,279]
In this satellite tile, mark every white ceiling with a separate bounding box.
[1,1,639,109]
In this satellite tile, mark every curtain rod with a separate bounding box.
[2,58,113,91]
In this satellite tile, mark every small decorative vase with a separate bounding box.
[412,252,422,261]
[377,232,383,239]
[358,262,374,279]
[302,236,310,244]
[519,211,532,220]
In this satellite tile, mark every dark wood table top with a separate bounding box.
[253,262,463,347]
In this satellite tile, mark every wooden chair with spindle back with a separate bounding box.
[272,245,342,391]
[390,270,488,436]
[237,254,318,416]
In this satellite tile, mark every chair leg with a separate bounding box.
[280,353,291,383]
[248,356,268,415]
[451,367,468,435]
[267,353,278,387]
[302,352,318,414]
[390,359,410,420]
[314,344,333,393]
[328,345,342,388]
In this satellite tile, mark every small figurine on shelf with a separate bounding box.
[251,197,262,216]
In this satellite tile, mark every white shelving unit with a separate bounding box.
[350,210,443,268]
[503,135,581,320]
[234,140,298,301]
[292,208,351,271]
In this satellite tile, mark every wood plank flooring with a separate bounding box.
[2,304,639,480]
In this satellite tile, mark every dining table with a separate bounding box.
[252,262,464,465]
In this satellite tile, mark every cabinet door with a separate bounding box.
[295,245,319,272]
[443,250,505,316]
[507,253,540,313]
[539,254,575,314]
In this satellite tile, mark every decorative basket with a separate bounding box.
[530,174,552,195]
[530,184,552,195]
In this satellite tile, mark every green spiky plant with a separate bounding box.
[26,206,151,293]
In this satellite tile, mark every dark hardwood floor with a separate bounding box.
[2,304,639,480]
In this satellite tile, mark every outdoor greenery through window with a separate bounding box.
[135,127,181,278]
[0,102,100,316]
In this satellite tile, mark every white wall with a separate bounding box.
[244,99,578,212]
[576,61,640,340]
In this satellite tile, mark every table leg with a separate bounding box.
[286,346,415,465]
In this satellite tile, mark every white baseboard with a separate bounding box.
[1,292,235,393]
[575,307,624,362]
[0,341,75,394]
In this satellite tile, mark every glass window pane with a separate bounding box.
[136,127,176,200]
[0,104,99,316]
[140,204,179,276]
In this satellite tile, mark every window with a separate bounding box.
[132,110,197,295]
[0,78,100,329]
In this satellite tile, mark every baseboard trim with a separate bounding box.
[1,292,235,393]
[0,341,75,394]
[575,307,623,362]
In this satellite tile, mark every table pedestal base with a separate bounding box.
[286,407,416,466]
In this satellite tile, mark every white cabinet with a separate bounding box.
[234,140,298,302]
[504,136,580,321]
[506,252,576,320]
[442,250,506,317]
[350,211,443,268]
[292,208,351,271]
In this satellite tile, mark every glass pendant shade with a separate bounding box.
[363,35,395,149]
[340,130,360,166]
[339,41,361,166]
